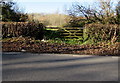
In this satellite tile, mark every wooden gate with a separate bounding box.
[59,27,84,41]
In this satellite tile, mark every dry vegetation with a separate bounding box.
[85,24,120,43]
[2,37,120,56]
[1,22,44,39]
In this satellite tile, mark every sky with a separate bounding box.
[13,0,119,14]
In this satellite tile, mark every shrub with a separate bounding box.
[2,22,45,40]
[84,24,120,43]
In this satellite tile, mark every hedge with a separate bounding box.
[84,24,120,43]
[1,22,45,40]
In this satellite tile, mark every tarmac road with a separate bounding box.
[2,52,118,81]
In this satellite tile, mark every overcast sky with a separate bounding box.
[13,0,118,14]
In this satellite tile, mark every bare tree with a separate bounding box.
[67,0,118,24]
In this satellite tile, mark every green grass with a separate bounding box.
[64,40,83,45]
[45,28,59,31]
[47,39,83,45]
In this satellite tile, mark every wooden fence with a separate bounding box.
[46,26,84,41]
[59,27,84,41]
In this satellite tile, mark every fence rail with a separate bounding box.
[46,27,84,41]
[59,27,84,41]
